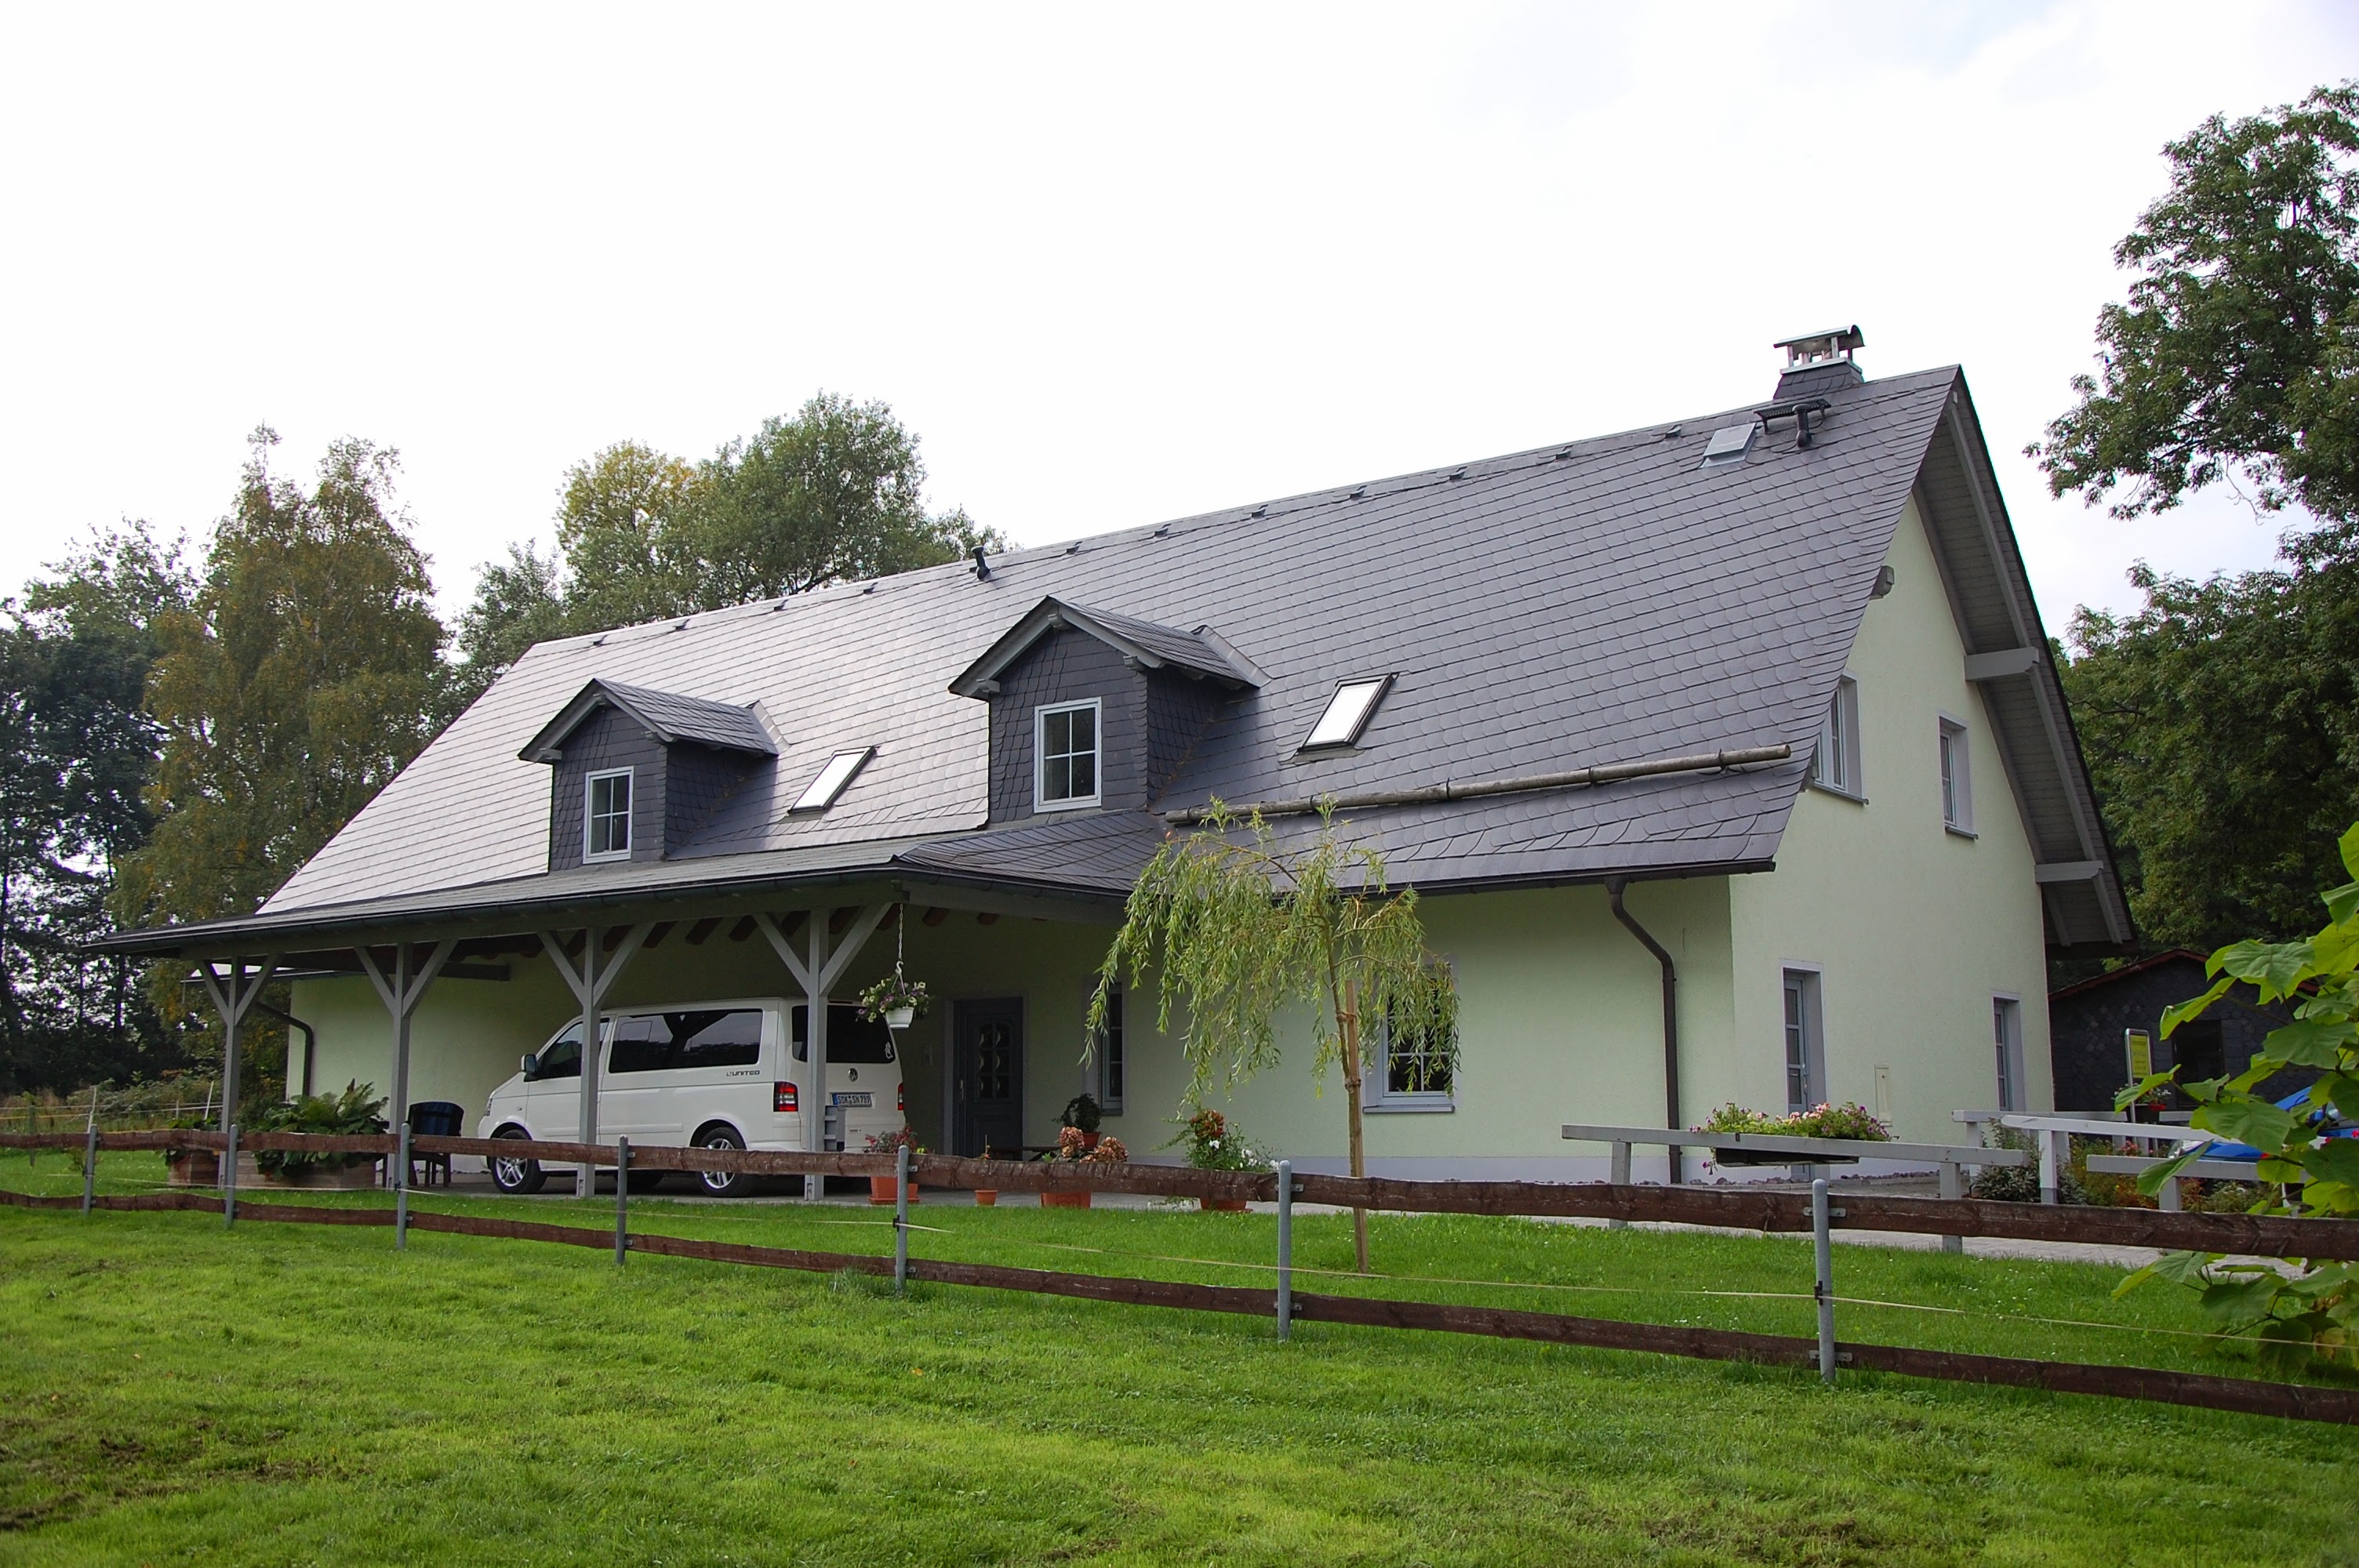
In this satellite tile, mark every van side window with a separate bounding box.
[791,1004,896,1064]
[609,1016,671,1074]
[674,1010,762,1070]
[536,1028,583,1080]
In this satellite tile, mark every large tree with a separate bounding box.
[452,395,1002,697]
[0,522,196,1093]
[114,429,446,932]
[2034,82,2359,527]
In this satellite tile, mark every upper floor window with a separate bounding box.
[1035,699,1100,811]
[1809,677,1861,797]
[584,768,632,861]
[1938,716,1974,834]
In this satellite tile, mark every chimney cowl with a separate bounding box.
[1772,325,1864,400]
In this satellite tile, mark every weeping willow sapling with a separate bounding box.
[1089,802,1455,1272]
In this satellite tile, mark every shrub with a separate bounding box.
[251,1082,386,1177]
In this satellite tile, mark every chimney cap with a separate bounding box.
[1772,325,1864,366]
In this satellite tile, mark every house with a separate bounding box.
[2049,949,2292,1112]
[99,328,2132,1182]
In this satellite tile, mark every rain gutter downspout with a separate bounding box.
[256,1001,316,1100]
[1605,877,1681,1185]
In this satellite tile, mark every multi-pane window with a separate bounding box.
[584,769,632,860]
[1096,985,1126,1114]
[1376,982,1457,1105]
[1810,677,1861,795]
[1939,717,1973,833]
[1992,997,2023,1112]
[1783,969,1823,1112]
[1035,700,1100,809]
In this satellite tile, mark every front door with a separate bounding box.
[952,999,1023,1159]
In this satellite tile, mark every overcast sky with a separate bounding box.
[4,2,2354,640]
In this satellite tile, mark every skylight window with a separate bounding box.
[1699,423,1758,469]
[791,747,874,813]
[1301,676,1392,750]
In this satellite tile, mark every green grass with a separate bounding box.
[5,1151,2358,1566]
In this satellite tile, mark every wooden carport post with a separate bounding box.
[355,940,456,1194]
[198,956,279,1224]
[540,924,652,1198]
[757,902,892,1200]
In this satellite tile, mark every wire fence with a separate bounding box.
[7,1128,2359,1425]
[2,1082,218,1135]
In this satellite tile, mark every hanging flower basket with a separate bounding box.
[859,969,930,1027]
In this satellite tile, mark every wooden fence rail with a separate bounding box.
[6,1129,2352,1261]
[7,1183,2357,1425]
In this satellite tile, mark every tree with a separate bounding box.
[449,397,1005,695]
[2062,554,2359,947]
[2033,83,2359,526]
[2120,821,2359,1369]
[1090,806,1457,1272]
[0,521,195,1093]
[115,428,446,934]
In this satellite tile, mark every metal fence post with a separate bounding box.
[615,1138,631,1266]
[1812,1177,1835,1385]
[223,1122,239,1228]
[1937,1160,1964,1255]
[395,1120,412,1250]
[81,1116,98,1217]
[1274,1160,1293,1341]
[894,1143,911,1296]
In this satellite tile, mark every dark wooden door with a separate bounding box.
[952,999,1023,1159]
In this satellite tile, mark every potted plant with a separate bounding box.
[1060,1093,1103,1150]
[162,1116,219,1186]
[1694,1102,1888,1166]
[864,1125,923,1204]
[1169,1105,1270,1210]
[253,1083,387,1188]
[1038,1125,1127,1207]
[858,968,930,1033]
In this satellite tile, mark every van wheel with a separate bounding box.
[491,1127,545,1195]
[694,1125,746,1195]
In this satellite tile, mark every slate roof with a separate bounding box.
[100,360,2133,956]
[949,596,1259,697]
[520,678,777,761]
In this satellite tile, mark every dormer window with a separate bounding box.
[584,768,633,861]
[1035,699,1101,810]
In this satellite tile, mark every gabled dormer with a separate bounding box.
[520,678,778,869]
[950,597,1260,824]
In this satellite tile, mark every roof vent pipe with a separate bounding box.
[970,546,993,582]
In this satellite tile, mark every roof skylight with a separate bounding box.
[791,747,874,812]
[1301,676,1392,750]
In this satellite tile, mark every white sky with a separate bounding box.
[4,2,2354,641]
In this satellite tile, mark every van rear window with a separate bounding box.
[606,1009,764,1073]
[792,1004,896,1064]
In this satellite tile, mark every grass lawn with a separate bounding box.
[5,1152,2358,1566]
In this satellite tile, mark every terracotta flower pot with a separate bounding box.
[972,1189,997,1207]
[1040,1189,1092,1210]
[1200,1197,1249,1212]
[869,1176,920,1205]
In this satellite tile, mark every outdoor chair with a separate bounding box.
[407,1101,464,1187]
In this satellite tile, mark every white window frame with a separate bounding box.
[1092,982,1125,1115]
[1993,995,2025,1112]
[1781,966,1826,1114]
[1299,674,1394,753]
[1364,982,1457,1115]
[1938,713,1975,837]
[791,746,874,813]
[583,767,634,862]
[1808,676,1863,800]
[1034,699,1103,812]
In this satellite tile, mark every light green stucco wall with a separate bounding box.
[1725,497,2053,1140]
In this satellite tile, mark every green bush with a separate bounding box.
[251,1082,386,1177]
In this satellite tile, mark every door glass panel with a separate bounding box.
[536,1032,582,1081]
[608,1015,671,1074]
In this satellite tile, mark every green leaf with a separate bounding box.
[2161,978,2233,1037]
[2338,821,2359,885]
[2199,1272,2284,1327]
[2150,1249,2212,1288]
[2327,879,2359,926]
[2301,1138,2359,1189]
[2212,939,2314,1003]
[2112,1262,2159,1299]
[2112,1069,2179,1112]
[2197,1098,2303,1151]
[2263,1018,2357,1068]
[2135,1144,2203,1196]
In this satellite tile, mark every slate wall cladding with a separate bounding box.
[985,628,1236,822]
[667,745,763,849]
[546,704,668,870]
[2048,955,2299,1112]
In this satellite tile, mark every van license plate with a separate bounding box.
[831,1092,872,1107]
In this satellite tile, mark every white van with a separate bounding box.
[477,998,904,1196]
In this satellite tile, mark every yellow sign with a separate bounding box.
[2125,1029,2154,1082]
